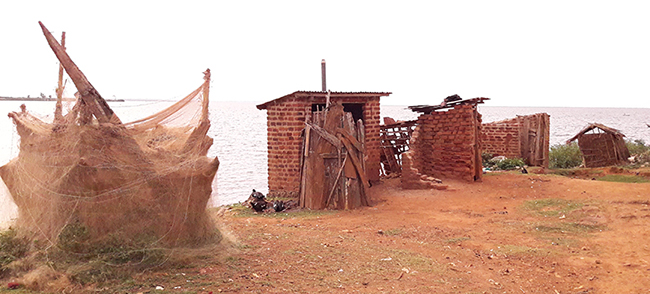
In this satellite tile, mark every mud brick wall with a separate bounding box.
[410,104,482,181]
[265,97,309,197]
[482,117,521,158]
[362,98,382,182]
[263,94,383,197]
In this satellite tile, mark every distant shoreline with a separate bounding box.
[0,96,125,102]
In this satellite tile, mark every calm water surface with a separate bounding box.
[2,101,650,225]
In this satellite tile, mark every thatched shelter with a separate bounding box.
[567,123,630,168]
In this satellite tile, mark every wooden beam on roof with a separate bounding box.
[408,97,490,113]
[566,123,625,144]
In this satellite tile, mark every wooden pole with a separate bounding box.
[54,31,65,123]
[321,59,326,92]
[201,69,210,122]
[39,21,120,124]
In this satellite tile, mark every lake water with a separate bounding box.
[2,101,650,225]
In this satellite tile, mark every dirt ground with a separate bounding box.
[5,170,650,293]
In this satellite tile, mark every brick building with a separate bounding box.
[408,98,488,182]
[257,91,391,197]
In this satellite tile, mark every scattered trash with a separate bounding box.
[380,257,392,261]
[7,283,21,290]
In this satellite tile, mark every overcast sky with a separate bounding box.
[1,1,649,107]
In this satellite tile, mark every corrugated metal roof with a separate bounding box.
[408,97,490,113]
[256,91,392,110]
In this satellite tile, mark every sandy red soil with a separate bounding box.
[5,170,650,293]
[105,170,649,294]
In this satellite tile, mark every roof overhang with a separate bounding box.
[256,91,392,110]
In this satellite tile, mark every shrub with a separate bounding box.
[483,155,525,171]
[482,152,495,167]
[495,158,525,170]
[0,228,30,278]
[549,143,583,169]
[626,139,650,156]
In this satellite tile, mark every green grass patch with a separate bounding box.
[539,236,579,247]
[597,174,650,183]
[533,222,604,237]
[492,245,542,256]
[522,199,584,217]
[445,237,471,243]
[381,228,402,236]
[0,228,30,279]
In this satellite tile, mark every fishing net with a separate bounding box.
[0,76,218,249]
[0,22,219,251]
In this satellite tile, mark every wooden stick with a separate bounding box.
[299,126,311,207]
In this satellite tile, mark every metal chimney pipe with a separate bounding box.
[321,59,326,91]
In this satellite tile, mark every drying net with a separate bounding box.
[0,73,219,249]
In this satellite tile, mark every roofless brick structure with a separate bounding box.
[482,113,550,167]
[257,91,391,197]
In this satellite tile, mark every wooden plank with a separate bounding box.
[304,125,311,157]
[382,147,399,174]
[302,126,327,209]
[336,128,364,152]
[325,155,348,208]
[473,108,482,181]
[307,122,342,149]
[323,157,340,209]
[340,136,370,192]
[357,120,366,177]
[519,117,530,164]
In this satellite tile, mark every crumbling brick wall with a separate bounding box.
[482,117,520,158]
[481,113,550,166]
[262,93,384,197]
[410,104,482,181]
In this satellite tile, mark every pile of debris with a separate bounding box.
[243,190,298,213]
[401,152,448,190]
